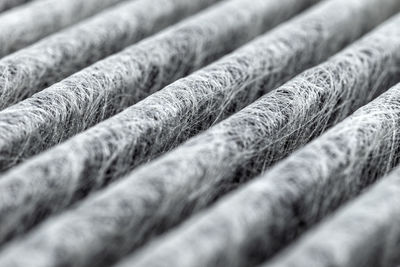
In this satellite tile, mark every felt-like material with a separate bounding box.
[0,0,31,12]
[0,0,222,110]
[0,0,318,171]
[109,14,400,267]
[1,3,399,267]
[265,117,400,267]
[0,0,321,246]
[0,0,128,57]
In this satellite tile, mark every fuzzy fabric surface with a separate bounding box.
[264,106,400,266]
[107,13,400,267]
[1,0,400,267]
[0,0,221,110]
[0,0,323,245]
[0,2,400,267]
[0,0,319,172]
[0,0,31,12]
[0,0,128,57]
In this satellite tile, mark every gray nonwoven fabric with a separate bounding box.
[0,0,32,12]
[264,130,400,267]
[105,15,400,267]
[0,0,390,250]
[0,0,128,57]
[0,0,222,110]
[0,0,319,171]
[1,6,400,267]
[129,83,400,267]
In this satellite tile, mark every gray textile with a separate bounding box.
[0,0,221,110]
[0,0,400,267]
[265,118,400,267]
[111,13,400,267]
[0,0,320,250]
[0,0,128,57]
[0,0,317,171]
[0,0,32,12]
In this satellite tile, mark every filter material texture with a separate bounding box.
[0,0,319,171]
[1,1,400,267]
[0,0,128,57]
[109,16,400,267]
[1,7,400,267]
[0,0,323,245]
[0,0,221,110]
[0,0,393,249]
[264,142,400,267]
[0,0,32,12]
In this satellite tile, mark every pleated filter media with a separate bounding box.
[0,0,399,266]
